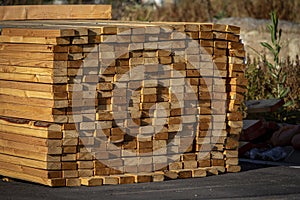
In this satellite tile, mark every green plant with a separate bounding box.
[260,11,293,107]
[245,57,271,101]
[245,11,300,123]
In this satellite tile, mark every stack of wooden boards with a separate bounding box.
[0,18,246,186]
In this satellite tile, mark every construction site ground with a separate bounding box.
[1,161,299,200]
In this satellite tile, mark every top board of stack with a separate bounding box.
[0,5,246,186]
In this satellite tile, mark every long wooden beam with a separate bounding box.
[0,5,112,21]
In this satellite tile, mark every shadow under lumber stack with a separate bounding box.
[0,5,246,187]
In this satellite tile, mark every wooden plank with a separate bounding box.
[0,118,62,138]
[114,175,135,184]
[152,172,165,182]
[66,178,81,187]
[212,24,227,32]
[214,166,226,173]
[0,131,61,147]
[0,161,61,179]
[192,168,207,177]
[0,80,66,92]
[225,135,240,150]
[1,27,75,37]
[164,171,178,180]
[0,116,62,130]
[0,102,68,123]
[0,52,68,61]
[225,158,238,165]
[0,5,112,21]
[0,87,67,100]
[229,49,245,58]
[77,161,94,169]
[0,124,61,139]
[226,165,241,173]
[0,43,68,53]
[226,25,240,35]
[0,94,68,108]
[228,120,243,130]
[0,153,61,170]
[240,120,267,141]
[229,77,248,86]
[0,65,67,76]
[0,146,60,162]
[205,167,218,176]
[0,57,66,68]
[242,120,262,134]
[224,150,238,158]
[0,35,70,45]
[225,33,240,42]
[245,99,284,113]
[80,177,103,186]
[0,19,94,29]
[101,176,119,185]
[78,169,93,178]
[227,84,247,94]
[199,24,213,31]
[0,21,106,36]
[174,169,193,179]
[62,170,78,178]
[0,72,67,84]
[127,173,153,183]
[0,168,65,186]
[0,138,62,154]
[227,112,243,121]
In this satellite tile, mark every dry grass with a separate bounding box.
[210,0,300,23]
[245,55,300,104]
[282,56,300,107]
[245,54,300,123]
[111,0,300,23]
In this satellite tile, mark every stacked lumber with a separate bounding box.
[0,19,246,186]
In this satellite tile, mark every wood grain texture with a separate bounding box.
[0,5,111,21]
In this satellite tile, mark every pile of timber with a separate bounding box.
[0,14,246,186]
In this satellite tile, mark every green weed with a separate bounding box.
[245,12,299,123]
